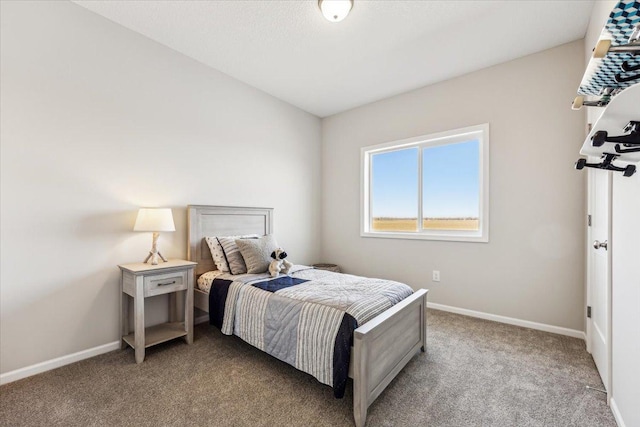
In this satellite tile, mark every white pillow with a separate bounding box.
[235,235,279,274]
[205,234,258,272]
[205,237,228,271]
[197,270,225,292]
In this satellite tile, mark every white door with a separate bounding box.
[587,167,611,392]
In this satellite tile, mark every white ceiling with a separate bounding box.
[73,0,595,117]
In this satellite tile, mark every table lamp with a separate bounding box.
[134,208,175,265]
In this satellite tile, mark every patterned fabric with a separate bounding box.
[235,235,279,274]
[295,302,344,386]
[579,1,640,95]
[217,236,257,275]
[204,234,258,272]
[205,236,228,271]
[196,270,227,292]
[209,266,414,397]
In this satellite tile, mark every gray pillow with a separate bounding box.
[217,236,259,275]
[236,235,279,274]
[204,234,258,273]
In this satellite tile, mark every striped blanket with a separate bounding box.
[208,266,413,398]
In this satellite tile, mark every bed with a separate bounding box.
[187,205,428,427]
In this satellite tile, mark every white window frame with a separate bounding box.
[360,123,489,243]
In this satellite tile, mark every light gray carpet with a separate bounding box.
[0,310,615,426]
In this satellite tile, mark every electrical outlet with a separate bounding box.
[432,270,440,282]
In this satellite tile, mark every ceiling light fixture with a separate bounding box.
[318,0,353,23]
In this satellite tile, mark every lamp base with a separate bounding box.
[143,232,168,265]
[143,251,168,265]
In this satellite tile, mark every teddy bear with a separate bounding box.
[269,248,293,277]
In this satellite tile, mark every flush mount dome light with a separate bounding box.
[318,0,353,23]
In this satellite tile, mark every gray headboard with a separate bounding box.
[187,205,273,277]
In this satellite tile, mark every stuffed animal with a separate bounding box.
[269,248,293,277]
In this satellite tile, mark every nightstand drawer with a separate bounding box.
[144,271,187,297]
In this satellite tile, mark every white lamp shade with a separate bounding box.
[319,0,353,23]
[134,208,175,232]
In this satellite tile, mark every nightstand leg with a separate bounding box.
[185,280,193,344]
[121,293,129,350]
[134,277,145,363]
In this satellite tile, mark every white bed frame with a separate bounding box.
[187,205,428,427]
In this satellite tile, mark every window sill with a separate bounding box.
[360,230,489,243]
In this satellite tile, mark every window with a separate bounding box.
[361,124,489,242]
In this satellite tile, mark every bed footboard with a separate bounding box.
[352,289,427,427]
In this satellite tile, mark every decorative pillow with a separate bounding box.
[217,236,258,275]
[197,270,225,292]
[205,234,258,272]
[205,236,228,271]
[236,235,279,274]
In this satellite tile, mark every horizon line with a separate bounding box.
[373,217,479,220]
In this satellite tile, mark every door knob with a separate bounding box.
[593,240,608,250]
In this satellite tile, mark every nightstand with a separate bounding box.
[118,259,196,363]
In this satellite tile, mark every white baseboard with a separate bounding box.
[427,302,586,340]
[610,397,626,427]
[0,340,120,386]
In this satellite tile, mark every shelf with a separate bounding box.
[580,85,640,163]
[122,322,187,349]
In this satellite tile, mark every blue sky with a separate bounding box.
[371,140,479,218]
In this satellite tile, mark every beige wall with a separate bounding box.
[0,1,321,374]
[321,40,587,331]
